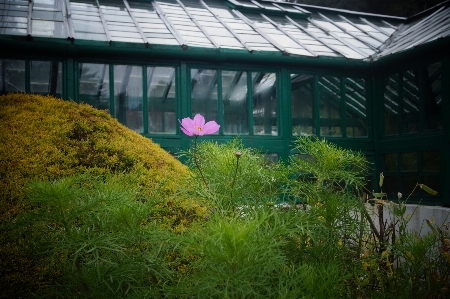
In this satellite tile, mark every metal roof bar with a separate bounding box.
[250,0,264,9]
[176,0,219,48]
[152,0,187,49]
[123,0,148,44]
[272,3,288,12]
[233,9,289,55]
[285,15,347,58]
[383,8,450,54]
[318,12,379,51]
[199,0,252,52]
[308,17,369,57]
[27,0,32,37]
[260,13,317,57]
[292,5,310,14]
[381,20,397,30]
[62,0,75,39]
[398,6,446,38]
[360,17,392,37]
[338,15,385,43]
[95,0,111,42]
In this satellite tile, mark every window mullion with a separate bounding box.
[143,66,148,135]
[217,69,224,135]
[248,71,254,136]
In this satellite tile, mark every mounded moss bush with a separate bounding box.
[0,93,189,222]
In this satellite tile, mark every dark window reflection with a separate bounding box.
[253,72,277,136]
[345,78,367,137]
[402,70,420,134]
[402,152,417,172]
[291,74,314,136]
[79,63,110,111]
[319,76,341,137]
[424,62,442,131]
[148,67,176,134]
[223,70,248,134]
[191,69,218,127]
[114,65,143,133]
[30,61,62,97]
[383,74,399,136]
[0,59,25,94]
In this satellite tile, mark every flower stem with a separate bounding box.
[194,137,208,188]
[230,152,241,201]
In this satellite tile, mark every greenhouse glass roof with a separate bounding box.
[0,0,449,61]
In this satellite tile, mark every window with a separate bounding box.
[114,65,143,133]
[291,74,367,138]
[382,150,440,200]
[291,74,314,136]
[30,61,62,97]
[148,67,176,134]
[0,59,25,94]
[382,62,442,136]
[190,69,278,136]
[78,63,177,134]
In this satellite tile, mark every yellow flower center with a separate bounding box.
[194,126,202,132]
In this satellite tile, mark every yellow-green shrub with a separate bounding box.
[0,93,189,222]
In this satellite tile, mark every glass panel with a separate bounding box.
[402,70,420,134]
[191,69,218,126]
[384,176,398,196]
[78,63,110,111]
[291,74,314,136]
[30,61,62,97]
[319,76,341,137]
[383,74,399,136]
[402,176,418,195]
[383,153,398,172]
[402,152,417,171]
[0,59,25,93]
[422,150,439,172]
[422,175,440,197]
[147,66,176,134]
[114,65,143,133]
[345,78,367,137]
[424,62,442,131]
[253,72,277,136]
[223,70,248,134]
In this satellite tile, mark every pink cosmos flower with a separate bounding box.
[179,114,220,136]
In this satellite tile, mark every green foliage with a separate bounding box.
[180,138,289,210]
[2,126,450,298]
[4,173,189,298]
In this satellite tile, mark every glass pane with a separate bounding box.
[345,78,367,137]
[148,66,176,134]
[291,74,314,136]
[253,72,277,136]
[422,150,439,172]
[402,152,417,171]
[383,74,399,136]
[424,62,442,131]
[114,65,143,133]
[384,176,398,196]
[422,175,440,197]
[223,70,248,134]
[30,61,62,97]
[402,176,418,195]
[0,59,25,93]
[383,153,398,172]
[191,69,218,126]
[319,76,341,137]
[78,63,110,111]
[402,70,420,134]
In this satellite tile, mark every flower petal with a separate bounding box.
[193,114,205,128]
[180,127,193,136]
[202,120,220,135]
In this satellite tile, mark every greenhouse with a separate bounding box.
[0,0,449,205]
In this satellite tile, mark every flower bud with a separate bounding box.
[235,152,242,157]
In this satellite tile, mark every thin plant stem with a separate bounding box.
[194,137,208,188]
[230,153,241,201]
